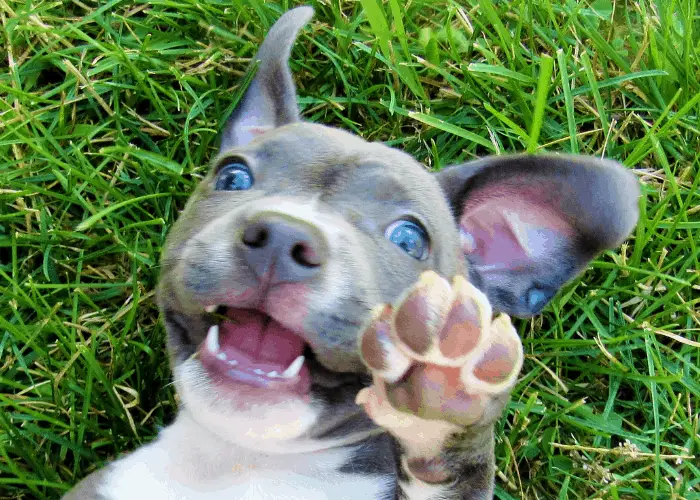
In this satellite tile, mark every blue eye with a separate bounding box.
[526,287,553,314]
[386,220,430,260]
[215,162,254,191]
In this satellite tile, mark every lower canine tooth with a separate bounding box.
[206,325,220,353]
[216,352,227,361]
[282,355,305,378]
[228,359,238,366]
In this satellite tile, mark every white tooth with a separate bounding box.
[228,359,238,366]
[216,352,227,361]
[206,325,220,353]
[253,369,265,375]
[205,305,218,313]
[282,355,305,379]
[267,371,279,378]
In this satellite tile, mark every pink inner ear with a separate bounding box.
[242,125,273,138]
[459,191,573,269]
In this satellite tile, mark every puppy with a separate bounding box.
[63,6,640,499]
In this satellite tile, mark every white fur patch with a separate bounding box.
[97,413,391,500]
[174,361,320,453]
[173,361,373,454]
[400,479,452,500]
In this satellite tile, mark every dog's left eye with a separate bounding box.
[386,220,430,260]
[215,163,254,191]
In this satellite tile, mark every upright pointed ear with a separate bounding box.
[435,154,641,317]
[220,7,313,151]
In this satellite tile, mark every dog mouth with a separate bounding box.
[197,307,312,395]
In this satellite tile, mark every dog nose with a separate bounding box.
[240,216,326,283]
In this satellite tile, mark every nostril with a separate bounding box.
[291,242,322,268]
[242,224,269,248]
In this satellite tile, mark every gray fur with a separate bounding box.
[63,6,639,499]
[221,6,312,149]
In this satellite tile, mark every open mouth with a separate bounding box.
[199,307,312,395]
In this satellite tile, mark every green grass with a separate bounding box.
[1,0,698,498]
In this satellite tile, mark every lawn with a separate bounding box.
[1,0,698,498]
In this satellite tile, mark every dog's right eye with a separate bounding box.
[215,163,254,191]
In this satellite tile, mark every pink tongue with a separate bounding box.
[219,309,305,366]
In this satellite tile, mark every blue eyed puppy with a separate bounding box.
[64,7,639,500]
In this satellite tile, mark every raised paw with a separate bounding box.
[357,271,523,429]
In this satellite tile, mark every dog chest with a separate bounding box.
[96,426,393,500]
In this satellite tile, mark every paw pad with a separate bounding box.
[390,272,493,367]
[359,271,523,428]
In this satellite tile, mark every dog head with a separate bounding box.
[156,7,639,452]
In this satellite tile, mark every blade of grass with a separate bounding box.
[527,54,554,153]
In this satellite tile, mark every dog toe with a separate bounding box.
[360,305,412,383]
[461,313,523,395]
[392,271,453,359]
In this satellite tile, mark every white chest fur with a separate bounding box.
[97,415,391,500]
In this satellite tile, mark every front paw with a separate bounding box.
[357,271,522,454]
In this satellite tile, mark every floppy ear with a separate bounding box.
[220,7,313,151]
[435,154,641,317]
